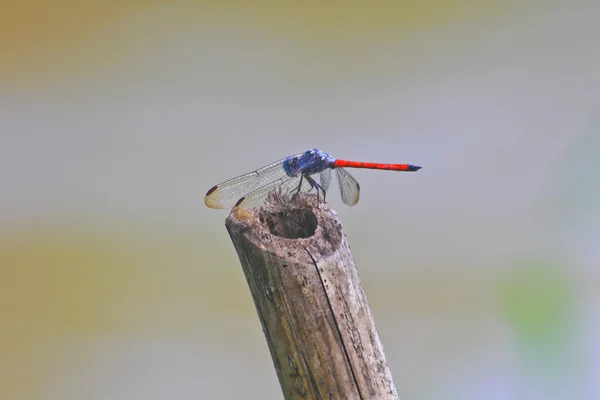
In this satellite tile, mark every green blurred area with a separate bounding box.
[499,261,574,350]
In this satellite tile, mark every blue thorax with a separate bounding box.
[283,149,335,177]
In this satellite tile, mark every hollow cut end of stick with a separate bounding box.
[259,203,317,239]
[226,192,343,263]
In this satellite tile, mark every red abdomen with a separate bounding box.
[333,159,421,171]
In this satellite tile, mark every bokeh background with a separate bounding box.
[1,1,599,399]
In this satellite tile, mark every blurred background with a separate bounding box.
[1,1,599,399]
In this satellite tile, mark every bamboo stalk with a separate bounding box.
[225,193,398,400]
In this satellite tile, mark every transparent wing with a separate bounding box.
[335,168,360,206]
[235,173,315,209]
[204,154,303,209]
[319,169,332,191]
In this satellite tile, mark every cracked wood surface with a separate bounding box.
[225,193,398,400]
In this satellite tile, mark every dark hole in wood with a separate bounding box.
[260,208,317,239]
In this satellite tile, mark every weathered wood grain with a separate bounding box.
[226,193,398,400]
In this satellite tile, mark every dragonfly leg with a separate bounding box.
[305,175,326,202]
[291,175,304,200]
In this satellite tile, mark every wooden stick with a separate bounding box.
[225,193,399,400]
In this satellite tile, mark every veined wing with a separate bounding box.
[335,168,360,206]
[205,154,302,209]
[319,169,332,191]
[234,172,318,209]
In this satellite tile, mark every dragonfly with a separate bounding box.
[205,149,421,209]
